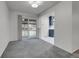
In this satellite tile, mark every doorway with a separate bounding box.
[22,18,37,40]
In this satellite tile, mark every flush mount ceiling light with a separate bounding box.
[28,1,43,8]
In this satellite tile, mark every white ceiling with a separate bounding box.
[6,1,59,15]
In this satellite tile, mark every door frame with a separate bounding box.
[18,15,38,40]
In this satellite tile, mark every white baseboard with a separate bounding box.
[0,40,10,57]
[40,37,54,45]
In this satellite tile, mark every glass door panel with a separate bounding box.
[29,24,36,30]
[29,31,36,38]
[22,24,28,38]
[28,19,36,38]
[22,18,29,39]
[22,18,37,39]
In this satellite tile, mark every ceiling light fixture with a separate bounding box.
[28,1,43,8]
[32,4,38,8]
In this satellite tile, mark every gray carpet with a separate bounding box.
[1,39,77,58]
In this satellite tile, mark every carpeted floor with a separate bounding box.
[1,39,77,58]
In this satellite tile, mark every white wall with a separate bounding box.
[55,1,72,53]
[10,11,38,41]
[72,2,79,52]
[38,4,56,45]
[0,2,10,56]
[39,1,73,53]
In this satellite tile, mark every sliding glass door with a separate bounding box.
[29,19,36,38]
[22,19,28,38]
[22,18,37,39]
